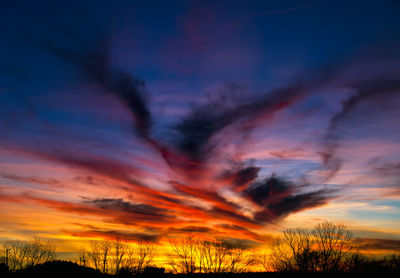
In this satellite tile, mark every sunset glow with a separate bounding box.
[0,0,400,270]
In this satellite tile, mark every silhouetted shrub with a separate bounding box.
[343,253,400,272]
[116,267,134,278]
[142,266,165,276]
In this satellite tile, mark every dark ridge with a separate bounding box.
[14,260,110,277]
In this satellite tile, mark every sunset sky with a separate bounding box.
[1,0,400,260]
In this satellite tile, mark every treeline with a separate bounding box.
[0,221,399,275]
[76,236,255,274]
[260,221,400,272]
[166,236,255,274]
[0,238,55,271]
[76,239,155,274]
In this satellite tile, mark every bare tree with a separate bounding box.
[82,240,113,272]
[224,239,255,273]
[77,238,155,274]
[198,239,230,273]
[0,239,55,271]
[100,240,112,273]
[84,241,102,271]
[25,238,56,268]
[166,235,199,274]
[122,239,155,273]
[259,252,274,272]
[1,240,28,271]
[77,247,89,267]
[166,235,255,274]
[268,222,354,272]
[133,240,155,273]
[269,228,316,271]
[311,221,353,271]
[111,238,128,273]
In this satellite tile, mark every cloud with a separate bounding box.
[1,17,400,248]
[168,226,213,234]
[208,207,258,227]
[87,198,172,220]
[321,78,400,181]
[256,189,334,220]
[372,161,400,177]
[215,224,273,243]
[65,228,160,243]
[353,237,400,252]
[23,195,179,225]
[1,174,65,188]
[171,82,305,168]
[244,174,293,206]
[218,164,261,189]
[80,47,154,141]
[45,30,177,169]
[1,145,152,193]
[216,224,248,231]
[243,174,335,222]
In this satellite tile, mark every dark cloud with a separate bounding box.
[372,161,400,176]
[321,78,400,181]
[168,62,341,175]
[20,194,178,225]
[243,174,334,222]
[216,224,249,231]
[65,228,160,243]
[45,30,199,173]
[208,207,258,226]
[43,27,350,185]
[172,83,305,166]
[21,148,145,191]
[219,164,261,188]
[255,189,332,221]
[47,35,153,140]
[82,49,153,140]
[87,198,171,219]
[244,175,292,206]
[168,226,213,234]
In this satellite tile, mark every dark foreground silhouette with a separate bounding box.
[2,222,399,276]
[1,261,399,278]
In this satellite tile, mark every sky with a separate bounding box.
[0,0,400,259]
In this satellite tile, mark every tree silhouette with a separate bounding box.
[126,239,155,273]
[312,221,353,271]
[1,223,399,274]
[166,234,255,274]
[76,238,154,274]
[224,239,255,273]
[166,234,199,274]
[266,221,354,272]
[0,238,55,271]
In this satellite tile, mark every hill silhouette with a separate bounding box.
[14,261,110,278]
